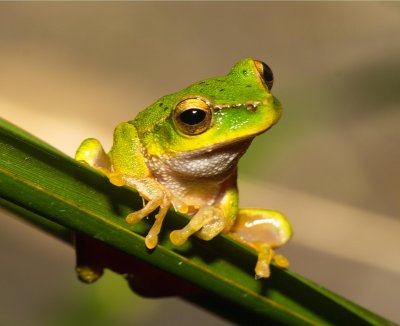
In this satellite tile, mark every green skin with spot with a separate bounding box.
[75,58,292,279]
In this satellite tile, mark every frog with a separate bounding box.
[75,58,292,279]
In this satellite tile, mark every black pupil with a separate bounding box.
[179,109,206,125]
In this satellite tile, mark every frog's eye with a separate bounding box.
[254,60,274,90]
[173,98,212,135]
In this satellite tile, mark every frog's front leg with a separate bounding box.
[229,209,292,278]
[123,177,173,249]
[170,206,227,245]
[77,123,184,250]
[170,180,238,246]
[108,122,189,249]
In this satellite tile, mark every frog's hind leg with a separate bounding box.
[75,139,114,283]
[75,138,112,174]
[229,209,292,278]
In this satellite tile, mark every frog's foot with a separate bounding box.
[75,265,104,284]
[123,178,175,250]
[170,207,227,246]
[228,208,292,278]
[252,244,290,278]
[75,138,111,174]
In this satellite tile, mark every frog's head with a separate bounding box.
[133,58,282,159]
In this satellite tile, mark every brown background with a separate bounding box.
[1,3,399,324]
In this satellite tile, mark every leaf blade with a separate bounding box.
[0,118,394,325]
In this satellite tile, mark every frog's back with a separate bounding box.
[130,95,177,134]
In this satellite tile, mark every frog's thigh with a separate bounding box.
[231,209,292,247]
[229,209,292,278]
[170,207,227,246]
[75,138,111,173]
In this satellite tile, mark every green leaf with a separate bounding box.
[0,118,394,325]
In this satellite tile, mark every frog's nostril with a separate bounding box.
[254,60,274,90]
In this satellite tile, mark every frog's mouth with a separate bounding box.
[197,120,274,154]
[193,136,253,157]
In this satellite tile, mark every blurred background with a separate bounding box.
[1,2,399,325]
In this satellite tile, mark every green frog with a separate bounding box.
[76,58,292,278]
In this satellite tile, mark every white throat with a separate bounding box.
[157,138,253,179]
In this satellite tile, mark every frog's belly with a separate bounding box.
[174,178,223,209]
[154,171,223,209]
